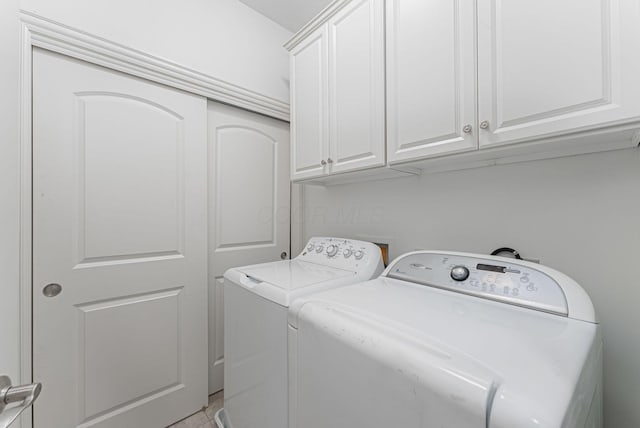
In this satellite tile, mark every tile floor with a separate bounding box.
[167,390,223,428]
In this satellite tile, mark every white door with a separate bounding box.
[328,0,386,174]
[207,101,291,394]
[386,0,477,163]
[477,0,640,148]
[32,48,208,428]
[290,26,329,180]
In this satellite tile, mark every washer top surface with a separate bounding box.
[238,260,355,290]
[224,237,384,307]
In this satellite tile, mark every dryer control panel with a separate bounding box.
[386,252,570,316]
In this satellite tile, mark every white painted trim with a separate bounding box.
[18,18,33,428]
[290,183,306,256]
[283,0,352,51]
[20,11,290,121]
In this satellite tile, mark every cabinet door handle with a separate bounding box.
[480,120,490,130]
[327,158,333,164]
[320,159,327,166]
[462,124,472,134]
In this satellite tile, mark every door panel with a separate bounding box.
[78,289,181,419]
[328,0,385,173]
[75,93,184,263]
[207,101,290,393]
[386,0,477,163]
[477,0,640,147]
[215,127,278,248]
[33,48,207,428]
[290,27,329,180]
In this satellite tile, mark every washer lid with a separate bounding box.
[238,260,355,290]
[228,260,358,307]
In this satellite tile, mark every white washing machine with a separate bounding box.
[288,251,603,428]
[215,237,384,428]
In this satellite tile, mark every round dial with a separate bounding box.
[315,245,324,253]
[326,244,339,257]
[450,265,470,281]
[307,243,314,251]
[354,250,364,260]
[343,248,353,258]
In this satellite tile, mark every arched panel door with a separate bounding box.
[207,101,290,393]
[33,48,208,428]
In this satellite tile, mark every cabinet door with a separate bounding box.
[386,0,477,163]
[328,0,386,174]
[477,0,640,148]
[290,26,329,180]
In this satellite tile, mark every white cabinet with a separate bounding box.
[387,0,640,165]
[477,0,640,148]
[386,0,477,163]
[287,0,385,181]
[290,26,329,180]
[328,0,385,174]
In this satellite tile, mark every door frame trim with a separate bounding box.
[18,11,290,427]
[19,11,290,121]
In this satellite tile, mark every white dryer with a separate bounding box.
[216,237,384,428]
[288,251,602,428]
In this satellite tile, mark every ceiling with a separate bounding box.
[237,0,333,32]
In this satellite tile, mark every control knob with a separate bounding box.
[343,249,353,258]
[326,245,339,257]
[450,265,470,281]
[315,245,324,253]
[307,243,314,251]
[354,250,364,260]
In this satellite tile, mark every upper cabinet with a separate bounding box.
[386,0,640,165]
[286,0,385,181]
[289,26,329,180]
[386,0,477,163]
[477,0,640,149]
[289,0,640,182]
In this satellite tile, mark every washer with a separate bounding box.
[215,237,384,428]
[288,251,602,428]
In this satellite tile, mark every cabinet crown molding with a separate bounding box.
[284,0,352,51]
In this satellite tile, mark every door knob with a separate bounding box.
[480,120,490,130]
[0,376,42,428]
[320,160,327,166]
[462,124,472,134]
[280,252,288,260]
[42,283,62,297]
[327,158,333,164]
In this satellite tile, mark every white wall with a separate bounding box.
[301,148,640,428]
[20,0,292,102]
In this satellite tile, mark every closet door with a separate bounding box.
[33,48,207,428]
[386,0,477,163]
[328,0,386,174]
[207,101,291,394]
[477,0,640,148]
[290,26,329,180]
